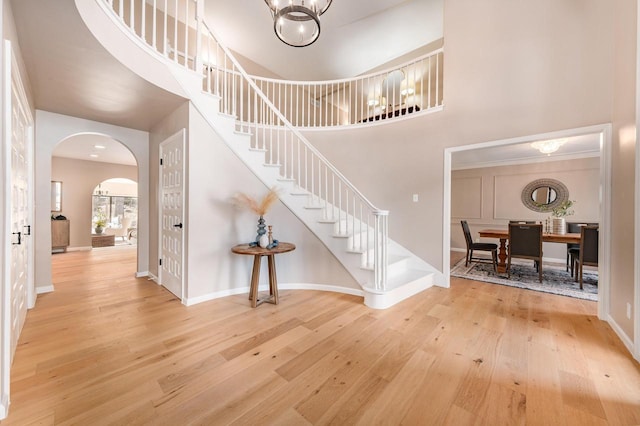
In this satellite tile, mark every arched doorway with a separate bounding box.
[51,133,138,255]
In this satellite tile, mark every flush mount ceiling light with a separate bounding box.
[531,138,567,155]
[264,0,333,47]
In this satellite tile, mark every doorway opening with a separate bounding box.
[443,124,611,320]
[50,133,139,268]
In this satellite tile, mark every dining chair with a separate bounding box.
[507,223,543,282]
[460,220,498,271]
[569,225,599,289]
[566,222,598,276]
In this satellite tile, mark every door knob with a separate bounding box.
[174,223,183,229]
[12,232,21,245]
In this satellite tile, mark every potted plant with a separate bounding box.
[94,216,107,235]
[551,200,575,235]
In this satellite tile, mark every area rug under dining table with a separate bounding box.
[451,258,598,301]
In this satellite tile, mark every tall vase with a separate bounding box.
[552,217,566,235]
[255,215,267,243]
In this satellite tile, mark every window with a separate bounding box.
[92,195,138,230]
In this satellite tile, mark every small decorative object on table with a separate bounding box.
[233,187,280,247]
[551,200,575,235]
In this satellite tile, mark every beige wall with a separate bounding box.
[148,101,358,302]
[304,0,639,339]
[451,158,600,261]
[51,157,137,249]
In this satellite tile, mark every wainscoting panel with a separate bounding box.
[451,176,483,219]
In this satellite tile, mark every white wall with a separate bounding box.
[34,111,149,291]
[450,158,601,261]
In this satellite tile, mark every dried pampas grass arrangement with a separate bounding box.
[233,187,280,216]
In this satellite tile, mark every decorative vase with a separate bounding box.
[94,226,103,234]
[259,234,269,248]
[552,217,566,235]
[255,215,266,242]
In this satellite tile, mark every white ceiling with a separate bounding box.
[204,0,444,80]
[10,0,186,131]
[10,0,598,168]
[53,134,137,166]
[451,134,601,170]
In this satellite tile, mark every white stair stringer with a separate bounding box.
[80,0,446,309]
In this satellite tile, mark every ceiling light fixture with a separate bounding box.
[94,144,106,149]
[89,154,99,158]
[264,0,332,47]
[531,138,567,155]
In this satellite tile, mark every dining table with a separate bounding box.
[478,229,580,273]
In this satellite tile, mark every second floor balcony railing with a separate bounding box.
[248,49,444,128]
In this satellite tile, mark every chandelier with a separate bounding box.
[264,0,333,47]
[531,138,566,155]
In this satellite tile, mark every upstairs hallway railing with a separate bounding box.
[249,50,443,128]
[99,0,444,290]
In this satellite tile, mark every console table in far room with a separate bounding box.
[231,242,296,308]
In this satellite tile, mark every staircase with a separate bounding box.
[83,0,445,309]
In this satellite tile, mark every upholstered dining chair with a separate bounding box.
[507,223,543,282]
[460,220,498,271]
[566,222,598,276]
[569,225,599,289]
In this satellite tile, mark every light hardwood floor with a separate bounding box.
[2,246,639,425]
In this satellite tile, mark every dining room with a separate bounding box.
[449,137,601,301]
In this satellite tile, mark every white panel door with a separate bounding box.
[6,43,33,363]
[159,130,185,300]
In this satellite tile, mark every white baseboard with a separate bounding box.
[185,286,252,306]
[606,313,635,359]
[135,271,149,278]
[0,393,8,420]
[451,247,466,253]
[278,283,364,297]
[36,285,54,294]
[184,283,364,306]
[66,246,92,252]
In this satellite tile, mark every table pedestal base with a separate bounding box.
[497,238,508,273]
[248,254,279,308]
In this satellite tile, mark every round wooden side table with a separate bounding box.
[231,242,296,308]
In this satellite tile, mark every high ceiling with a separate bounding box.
[204,0,444,80]
[9,0,599,167]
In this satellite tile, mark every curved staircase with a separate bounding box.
[77,0,445,308]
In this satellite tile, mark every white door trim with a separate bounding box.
[443,124,612,318]
[158,129,186,302]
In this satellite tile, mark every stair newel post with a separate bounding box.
[373,210,389,291]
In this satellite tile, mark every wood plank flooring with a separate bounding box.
[2,246,639,425]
